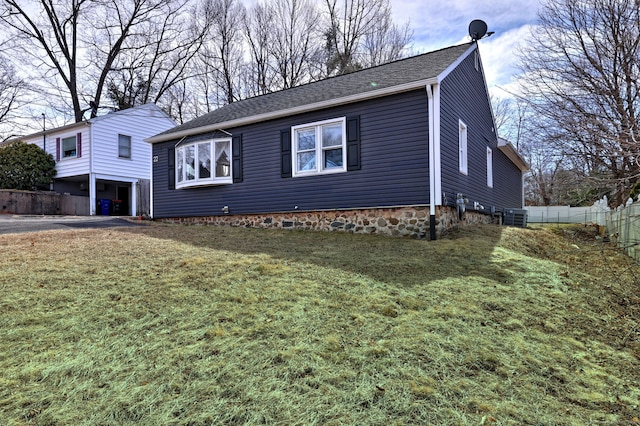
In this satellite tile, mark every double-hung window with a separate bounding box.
[459,120,468,175]
[292,117,346,176]
[62,136,77,159]
[486,147,493,188]
[175,138,232,188]
[118,134,132,158]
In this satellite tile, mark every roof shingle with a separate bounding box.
[154,42,473,140]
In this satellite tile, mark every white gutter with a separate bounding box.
[426,83,442,211]
[426,85,436,218]
[146,78,439,144]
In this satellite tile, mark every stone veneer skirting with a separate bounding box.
[158,205,496,239]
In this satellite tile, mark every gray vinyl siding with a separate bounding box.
[439,51,522,211]
[152,90,431,218]
[493,150,523,208]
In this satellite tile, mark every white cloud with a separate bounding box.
[390,0,542,98]
[479,24,534,88]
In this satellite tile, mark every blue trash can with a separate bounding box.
[100,199,112,216]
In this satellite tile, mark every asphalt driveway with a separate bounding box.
[0,215,148,235]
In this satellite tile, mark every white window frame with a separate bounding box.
[118,134,132,159]
[61,135,77,159]
[175,138,232,189]
[486,146,493,188]
[292,117,347,177]
[459,120,468,175]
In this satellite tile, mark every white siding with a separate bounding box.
[21,104,175,181]
[23,124,90,178]
[91,104,175,179]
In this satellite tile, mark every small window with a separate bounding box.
[175,138,232,188]
[292,117,346,176]
[486,147,493,188]
[62,136,77,158]
[118,134,131,158]
[459,120,468,175]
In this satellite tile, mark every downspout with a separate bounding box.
[426,83,441,240]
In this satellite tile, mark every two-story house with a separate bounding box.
[19,104,176,216]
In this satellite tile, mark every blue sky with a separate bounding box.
[391,0,544,96]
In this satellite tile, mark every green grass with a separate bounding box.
[0,223,639,425]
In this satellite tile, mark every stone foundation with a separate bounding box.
[158,205,497,239]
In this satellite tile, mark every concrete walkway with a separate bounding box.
[0,215,148,235]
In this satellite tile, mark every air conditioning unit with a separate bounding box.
[503,208,527,227]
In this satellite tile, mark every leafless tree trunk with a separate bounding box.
[269,0,321,89]
[0,54,28,141]
[244,2,276,96]
[323,0,410,76]
[106,0,210,112]
[361,14,412,68]
[518,0,640,206]
[0,0,187,122]
[199,0,246,106]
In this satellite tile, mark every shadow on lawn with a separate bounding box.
[130,222,516,287]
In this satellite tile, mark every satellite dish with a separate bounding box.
[469,20,489,41]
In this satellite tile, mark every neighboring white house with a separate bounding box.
[18,104,176,216]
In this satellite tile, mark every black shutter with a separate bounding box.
[168,147,175,190]
[346,115,361,171]
[232,134,243,183]
[281,129,292,178]
[76,132,82,158]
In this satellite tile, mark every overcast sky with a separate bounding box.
[390,0,544,97]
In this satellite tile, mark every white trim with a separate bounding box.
[89,173,96,216]
[486,146,493,188]
[432,85,442,205]
[497,137,529,171]
[60,135,78,159]
[93,174,140,183]
[291,117,347,177]
[146,78,439,144]
[426,85,436,216]
[89,122,95,215]
[436,44,477,83]
[130,181,137,216]
[459,120,468,175]
[175,138,233,189]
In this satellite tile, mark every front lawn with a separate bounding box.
[1,223,638,425]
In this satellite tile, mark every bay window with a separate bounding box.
[175,138,232,188]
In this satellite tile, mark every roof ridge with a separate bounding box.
[228,42,474,105]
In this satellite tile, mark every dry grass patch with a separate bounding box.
[0,223,638,425]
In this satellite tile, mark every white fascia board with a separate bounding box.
[498,138,529,171]
[13,121,90,143]
[93,173,140,183]
[146,78,439,144]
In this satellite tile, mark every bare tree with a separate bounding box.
[269,0,321,89]
[244,2,275,97]
[323,0,411,75]
[105,0,210,112]
[199,0,246,106]
[0,0,187,122]
[361,14,412,68]
[0,54,28,141]
[518,0,640,206]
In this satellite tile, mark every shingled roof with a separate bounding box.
[148,42,474,143]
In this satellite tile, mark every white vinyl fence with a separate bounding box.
[606,202,640,262]
[526,205,607,225]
